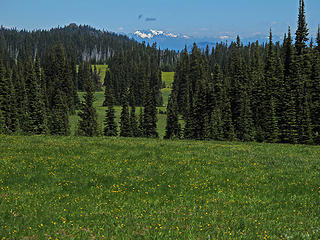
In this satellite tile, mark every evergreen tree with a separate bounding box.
[142,82,158,138]
[311,45,320,143]
[264,30,279,142]
[12,62,27,130]
[3,65,19,133]
[119,88,132,137]
[295,0,309,55]
[281,28,298,143]
[49,90,70,135]
[24,56,48,134]
[210,108,224,140]
[0,61,9,133]
[316,25,320,52]
[130,102,140,137]
[164,91,181,139]
[77,74,99,136]
[103,86,117,136]
[0,109,4,134]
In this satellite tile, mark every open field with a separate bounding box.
[0,135,319,239]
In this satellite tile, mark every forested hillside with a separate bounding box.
[0,24,178,67]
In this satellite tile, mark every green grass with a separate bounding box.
[161,72,174,88]
[77,65,109,83]
[0,135,319,239]
[93,65,109,83]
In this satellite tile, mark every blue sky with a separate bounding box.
[1,0,319,38]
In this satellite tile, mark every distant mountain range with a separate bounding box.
[127,29,283,50]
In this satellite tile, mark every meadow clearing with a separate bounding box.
[0,71,320,239]
[0,136,319,239]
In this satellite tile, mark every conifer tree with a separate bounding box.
[0,61,9,133]
[24,56,48,134]
[138,107,144,136]
[210,108,224,140]
[0,110,4,134]
[130,102,140,137]
[3,65,19,133]
[311,44,320,143]
[164,91,181,139]
[49,90,70,135]
[142,83,158,138]
[316,25,320,52]
[295,0,309,55]
[119,88,131,137]
[282,28,298,143]
[264,30,279,142]
[77,74,99,136]
[12,61,28,131]
[221,94,236,141]
[103,86,117,136]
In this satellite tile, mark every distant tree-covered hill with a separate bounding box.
[0,24,178,69]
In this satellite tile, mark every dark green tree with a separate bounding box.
[103,86,117,137]
[120,88,132,137]
[130,101,140,137]
[164,91,181,139]
[24,56,48,134]
[49,89,70,135]
[295,0,309,55]
[77,74,99,136]
[264,30,279,142]
[142,83,158,138]
[281,28,298,143]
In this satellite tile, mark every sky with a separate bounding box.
[1,0,320,38]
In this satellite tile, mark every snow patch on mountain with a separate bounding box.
[134,30,153,39]
[134,29,187,39]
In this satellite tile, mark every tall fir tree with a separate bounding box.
[24,56,48,134]
[77,73,99,136]
[49,89,70,135]
[164,91,181,139]
[281,28,298,143]
[119,88,132,137]
[295,0,309,55]
[264,30,279,142]
[103,86,117,136]
[142,82,158,138]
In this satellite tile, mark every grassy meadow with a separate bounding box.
[0,136,319,239]
[1,71,320,239]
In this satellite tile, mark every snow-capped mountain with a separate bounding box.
[129,29,194,50]
[128,29,281,50]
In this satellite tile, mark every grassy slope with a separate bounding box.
[0,135,319,239]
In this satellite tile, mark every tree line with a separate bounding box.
[165,0,320,144]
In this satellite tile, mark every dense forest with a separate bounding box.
[1,0,320,145]
[166,0,320,144]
